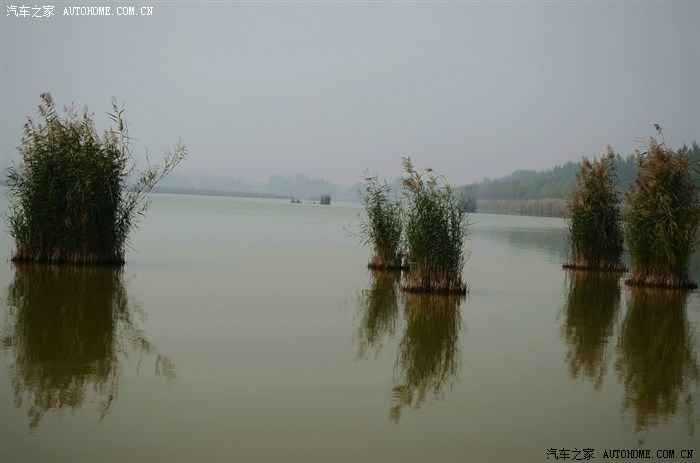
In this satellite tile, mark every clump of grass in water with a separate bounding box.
[357,173,405,269]
[624,126,700,288]
[401,157,468,293]
[563,148,625,271]
[6,93,186,264]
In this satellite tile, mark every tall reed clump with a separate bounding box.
[563,148,624,270]
[6,93,186,264]
[357,173,405,269]
[401,157,468,293]
[624,127,700,288]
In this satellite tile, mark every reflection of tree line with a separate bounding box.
[2,264,175,430]
[356,270,464,423]
[562,271,698,433]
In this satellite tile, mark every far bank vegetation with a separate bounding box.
[456,141,698,218]
[476,198,568,217]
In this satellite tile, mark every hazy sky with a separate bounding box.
[2,1,698,187]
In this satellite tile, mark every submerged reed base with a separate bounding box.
[367,253,407,271]
[624,268,697,290]
[403,266,468,294]
[11,248,125,265]
[562,256,626,272]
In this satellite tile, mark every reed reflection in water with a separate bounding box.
[390,291,464,423]
[355,270,464,423]
[615,287,699,434]
[356,270,401,360]
[1,264,175,430]
[561,270,621,390]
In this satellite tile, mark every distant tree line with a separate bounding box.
[455,142,700,207]
[266,174,339,200]
[476,198,568,217]
[154,171,361,202]
[465,162,579,201]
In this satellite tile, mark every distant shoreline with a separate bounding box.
[476,199,568,218]
[1,183,568,217]
[154,187,568,219]
[151,186,290,200]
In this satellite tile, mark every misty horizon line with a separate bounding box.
[3,138,697,201]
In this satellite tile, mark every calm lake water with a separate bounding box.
[1,191,699,462]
